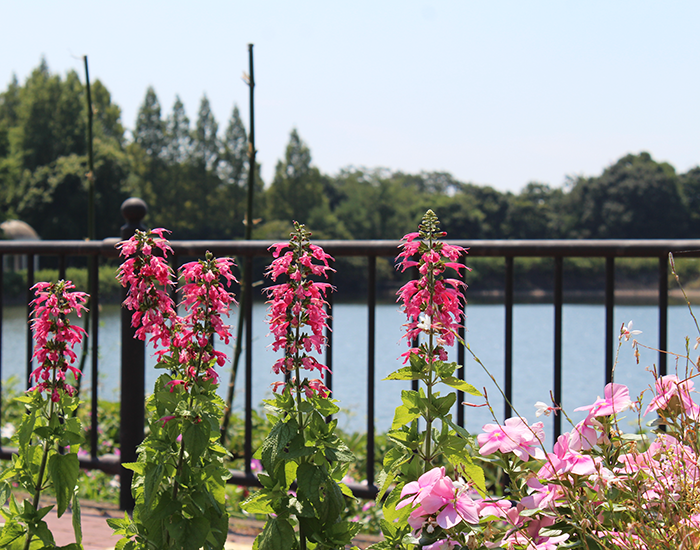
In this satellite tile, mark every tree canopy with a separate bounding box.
[1,61,699,243]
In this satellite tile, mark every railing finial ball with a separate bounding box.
[120,198,148,240]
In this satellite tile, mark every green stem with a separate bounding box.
[424,331,434,471]
[24,387,57,550]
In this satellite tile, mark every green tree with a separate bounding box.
[164,95,191,164]
[193,94,219,171]
[564,152,688,238]
[265,129,333,234]
[680,166,700,236]
[219,104,247,187]
[134,86,165,158]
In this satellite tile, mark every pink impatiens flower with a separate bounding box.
[477,417,545,460]
[397,467,480,531]
[574,382,632,418]
[643,374,700,419]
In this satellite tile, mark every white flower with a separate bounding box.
[620,321,642,342]
[417,314,433,333]
[534,401,553,417]
[1,423,15,439]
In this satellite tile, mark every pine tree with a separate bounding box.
[219,104,247,186]
[164,95,191,164]
[193,94,220,171]
[134,86,165,157]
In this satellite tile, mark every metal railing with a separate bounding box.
[2,210,700,507]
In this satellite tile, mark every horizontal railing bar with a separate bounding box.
[2,239,700,259]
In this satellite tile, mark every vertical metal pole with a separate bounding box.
[658,256,668,377]
[605,257,615,384]
[504,257,514,420]
[90,255,99,460]
[325,265,334,401]
[366,256,376,488]
[221,44,256,442]
[84,56,95,242]
[58,255,66,281]
[457,262,466,428]
[26,254,35,388]
[553,257,563,440]
[119,198,147,511]
[244,256,254,477]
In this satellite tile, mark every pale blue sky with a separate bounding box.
[2,1,699,191]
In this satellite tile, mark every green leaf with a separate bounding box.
[460,461,487,497]
[440,376,482,396]
[261,419,298,472]
[183,420,209,461]
[0,522,25,547]
[29,519,55,546]
[71,490,82,545]
[384,367,422,381]
[48,453,79,517]
[258,516,296,550]
[120,462,144,475]
[297,463,323,509]
[143,462,164,508]
[391,405,420,430]
[434,361,457,378]
[241,491,275,515]
[432,393,457,417]
[165,515,209,550]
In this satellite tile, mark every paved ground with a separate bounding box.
[41,499,262,550]
[42,500,382,550]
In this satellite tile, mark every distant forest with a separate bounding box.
[2,60,700,244]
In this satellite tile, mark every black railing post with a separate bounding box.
[605,258,615,384]
[658,256,668,377]
[119,198,147,511]
[504,257,514,420]
[553,257,563,439]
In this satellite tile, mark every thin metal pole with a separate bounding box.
[244,256,254,477]
[553,257,563,439]
[26,255,35,388]
[658,256,668,377]
[605,257,615,384]
[366,256,376,488]
[326,264,334,399]
[84,56,95,242]
[90,255,99,460]
[457,262,466,428]
[504,257,513,420]
[222,44,256,442]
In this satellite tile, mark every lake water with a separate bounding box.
[2,302,699,445]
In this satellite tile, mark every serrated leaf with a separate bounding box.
[440,376,482,396]
[297,462,323,509]
[165,515,209,550]
[48,453,79,517]
[258,516,296,550]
